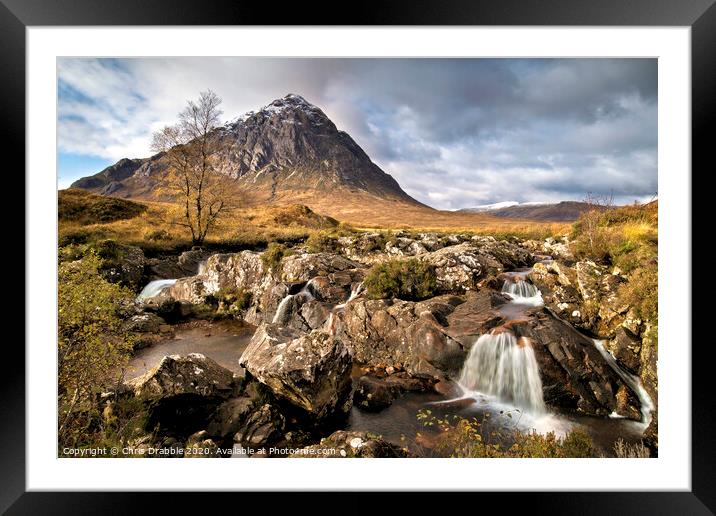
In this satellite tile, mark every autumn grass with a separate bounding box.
[59,194,568,255]
[571,200,658,341]
[59,188,147,225]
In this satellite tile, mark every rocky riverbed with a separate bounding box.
[108,231,657,457]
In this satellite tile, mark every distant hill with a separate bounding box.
[458,201,608,222]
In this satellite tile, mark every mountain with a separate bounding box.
[458,201,607,222]
[459,201,544,213]
[71,94,424,211]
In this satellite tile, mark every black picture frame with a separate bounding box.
[4,0,711,512]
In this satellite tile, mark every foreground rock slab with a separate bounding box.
[126,353,237,435]
[239,324,353,419]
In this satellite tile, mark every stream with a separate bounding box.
[349,265,652,456]
[132,259,653,457]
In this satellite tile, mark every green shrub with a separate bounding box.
[261,242,293,273]
[415,410,598,458]
[58,251,135,449]
[58,244,89,263]
[364,258,437,301]
[211,286,253,311]
[58,227,102,247]
[305,231,340,254]
[618,262,658,323]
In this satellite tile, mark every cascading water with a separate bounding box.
[197,260,207,275]
[502,278,539,298]
[324,282,365,334]
[272,279,316,324]
[593,339,654,427]
[136,279,177,302]
[501,274,543,306]
[458,330,546,414]
[334,282,364,310]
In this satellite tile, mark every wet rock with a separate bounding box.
[509,310,642,418]
[336,297,465,376]
[233,403,285,447]
[606,327,642,374]
[444,290,511,347]
[290,431,408,458]
[239,324,353,419]
[354,372,438,412]
[206,397,257,439]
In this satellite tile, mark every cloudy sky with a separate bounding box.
[57,58,657,209]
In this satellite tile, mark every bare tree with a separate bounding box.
[151,90,230,246]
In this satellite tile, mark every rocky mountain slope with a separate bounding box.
[71,94,424,209]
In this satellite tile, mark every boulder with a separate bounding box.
[469,235,535,270]
[419,243,487,293]
[523,236,574,261]
[239,324,353,419]
[126,353,237,435]
[146,249,212,280]
[167,250,364,326]
[167,251,268,304]
[280,253,363,283]
[336,297,466,376]
[291,431,408,458]
[122,312,166,334]
[531,259,629,338]
[128,353,235,400]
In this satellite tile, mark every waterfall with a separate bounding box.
[592,339,655,427]
[501,276,543,306]
[323,282,364,334]
[136,279,177,302]
[334,282,364,310]
[197,260,207,275]
[502,278,539,298]
[458,330,546,414]
[272,280,315,324]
